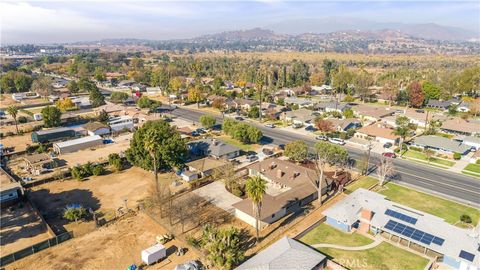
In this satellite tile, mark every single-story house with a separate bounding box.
[146,86,162,95]
[235,236,327,270]
[181,157,228,182]
[352,104,395,123]
[233,158,345,229]
[314,102,350,113]
[390,109,446,129]
[282,108,316,126]
[275,87,306,98]
[460,136,480,150]
[327,118,362,132]
[412,135,471,156]
[284,97,313,108]
[82,122,111,136]
[53,135,104,154]
[234,98,258,111]
[311,84,332,95]
[441,118,480,136]
[188,138,241,160]
[323,188,480,270]
[71,96,91,108]
[426,99,460,110]
[355,124,399,145]
[22,153,55,176]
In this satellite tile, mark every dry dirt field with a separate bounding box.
[0,202,52,255]
[0,133,34,152]
[28,167,173,236]
[6,212,199,270]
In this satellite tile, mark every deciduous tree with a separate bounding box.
[41,106,62,127]
[284,140,308,163]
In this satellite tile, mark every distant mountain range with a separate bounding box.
[265,17,478,41]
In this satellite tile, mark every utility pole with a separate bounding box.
[365,139,374,175]
[424,110,429,131]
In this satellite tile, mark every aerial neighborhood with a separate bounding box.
[1,3,480,269]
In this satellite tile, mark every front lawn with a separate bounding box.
[378,182,480,225]
[215,135,258,152]
[403,150,455,167]
[319,242,429,270]
[345,176,378,194]
[463,163,480,174]
[300,223,373,247]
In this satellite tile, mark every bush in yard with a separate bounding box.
[460,214,472,224]
[222,119,262,144]
[92,165,105,176]
[63,206,87,223]
[108,153,123,172]
[18,116,28,123]
[453,153,461,160]
[409,146,422,152]
[70,166,86,180]
[6,131,14,137]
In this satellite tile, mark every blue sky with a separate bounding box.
[1,1,478,43]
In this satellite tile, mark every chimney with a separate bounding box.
[277,169,284,178]
[293,171,300,179]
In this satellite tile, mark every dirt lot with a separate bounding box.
[0,133,34,152]
[0,202,52,255]
[6,212,200,270]
[28,167,171,236]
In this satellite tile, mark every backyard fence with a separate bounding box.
[0,231,74,267]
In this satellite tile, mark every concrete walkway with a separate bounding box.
[311,236,383,251]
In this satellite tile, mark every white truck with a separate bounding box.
[141,244,166,265]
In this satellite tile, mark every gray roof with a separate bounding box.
[413,135,471,153]
[463,136,480,144]
[284,97,313,106]
[323,188,480,267]
[235,237,326,270]
[314,102,349,111]
[54,135,103,149]
[35,127,74,135]
[188,138,240,158]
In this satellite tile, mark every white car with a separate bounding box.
[328,138,346,145]
[265,123,275,128]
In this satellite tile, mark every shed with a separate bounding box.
[53,135,103,154]
[31,127,76,143]
[22,153,55,175]
[141,244,166,265]
[82,122,111,136]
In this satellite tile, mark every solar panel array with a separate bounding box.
[459,250,475,262]
[384,220,445,246]
[385,209,418,224]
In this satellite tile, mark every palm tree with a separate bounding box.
[144,129,161,194]
[245,175,267,242]
[6,105,19,134]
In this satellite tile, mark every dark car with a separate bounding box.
[305,125,317,132]
[383,142,393,148]
[382,152,396,158]
[235,116,244,121]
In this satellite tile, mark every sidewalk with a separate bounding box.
[311,236,383,250]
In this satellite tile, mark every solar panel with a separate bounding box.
[422,234,434,242]
[385,220,396,230]
[402,227,415,237]
[459,250,475,262]
[432,237,444,246]
[384,209,418,224]
[420,238,432,245]
[412,232,424,241]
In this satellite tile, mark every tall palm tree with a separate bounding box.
[6,105,19,134]
[144,129,161,194]
[245,175,267,242]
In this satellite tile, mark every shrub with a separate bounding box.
[63,206,87,223]
[92,165,105,176]
[70,166,85,180]
[453,153,461,160]
[108,153,123,172]
[36,144,46,153]
[409,146,422,152]
[18,116,28,123]
[460,214,472,224]
[476,159,480,165]
[231,186,244,197]
[6,131,14,137]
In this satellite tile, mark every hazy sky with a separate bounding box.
[1,0,479,44]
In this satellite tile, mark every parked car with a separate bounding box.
[383,142,393,148]
[382,152,397,158]
[265,123,275,128]
[315,135,328,141]
[292,123,303,129]
[328,138,345,145]
[196,128,207,134]
[304,125,317,132]
[235,116,244,121]
[278,144,285,150]
[246,154,258,162]
[191,131,200,137]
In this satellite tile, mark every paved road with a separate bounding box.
[171,107,480,207]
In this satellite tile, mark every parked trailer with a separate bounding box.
[141,244,166,265]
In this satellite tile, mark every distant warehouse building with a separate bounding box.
[31,127,76,143]
[53,135,103,154]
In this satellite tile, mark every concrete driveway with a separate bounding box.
[192,181,242,214]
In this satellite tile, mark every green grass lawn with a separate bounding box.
[463,163,480,174]
[300,223,373,247]
[403,150,455,167]
[319,242,429,270]
[378,182,480,225]
[345,176,378,194]
[215,135,258,152]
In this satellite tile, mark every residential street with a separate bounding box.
[171,107,480,207]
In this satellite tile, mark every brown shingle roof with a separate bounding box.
[357,124,399,140]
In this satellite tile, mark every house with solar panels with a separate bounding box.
[323,188,479,270]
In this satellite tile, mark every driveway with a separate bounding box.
[192,181,242,214]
